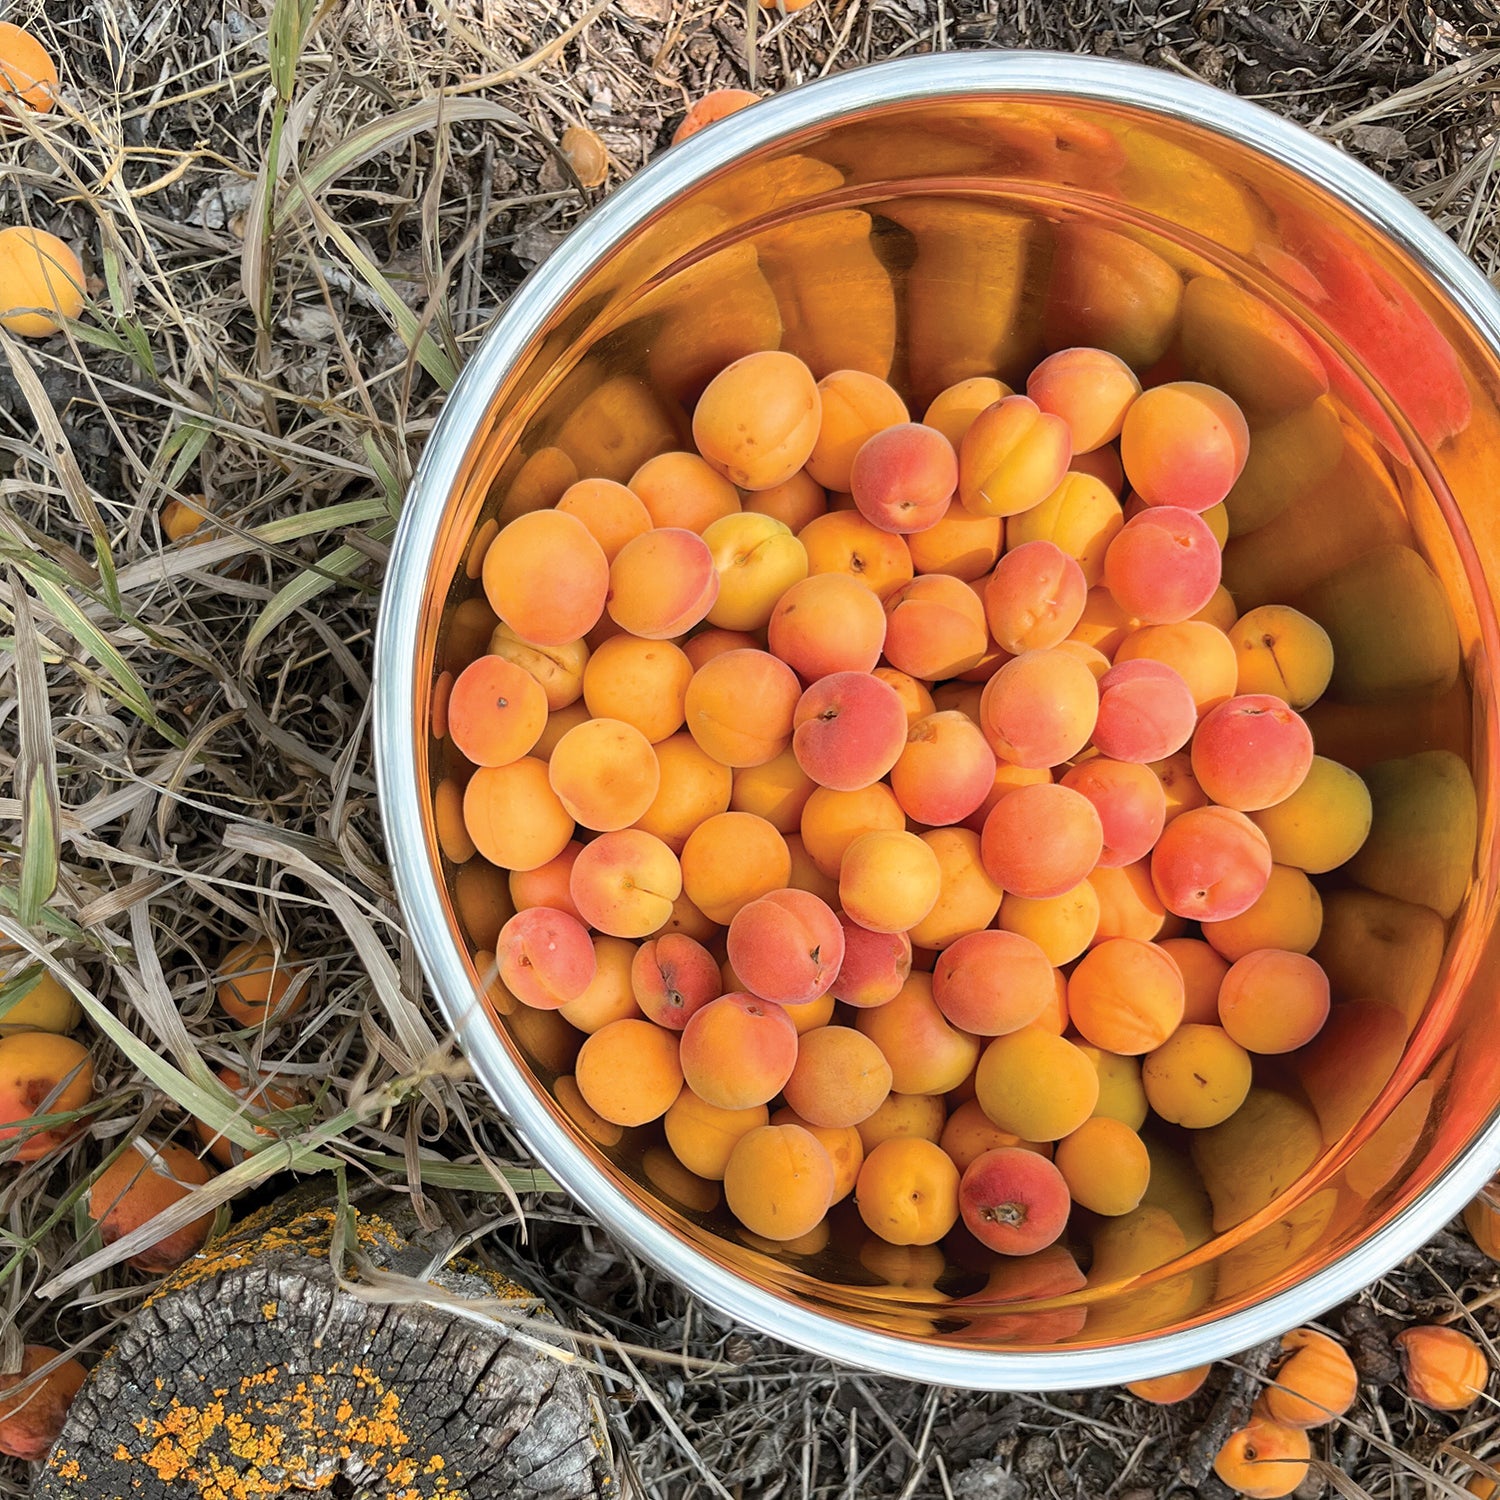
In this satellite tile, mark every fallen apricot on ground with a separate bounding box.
[88,1139,217,1272]
[1396,1324,1489,1410]
[0,1346,85,1460]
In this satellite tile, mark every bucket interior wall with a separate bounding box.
[414,92,1500,1351]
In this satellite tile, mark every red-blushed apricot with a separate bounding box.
[555,477,652,561]
[906,500,1004,580]
[630,450,741,534]
[959,396,1071,518]
[771,1107,863,1203]
[1143,1023,1252,1128]
[1263,1327,1358,1429]
[0,1346,86,1460]
[1125,1366,1210,1405]
[1192,694,1314,812]
[1027,346,1142,452]
[959,1146,1071,1254]
[1396,1325,1488,1411]
[941,1098,1052,1173]
[682,628,761,670]
[1055,1116,1150,1215]
[482,510,608,646]
[582,636,692,744]
[882,574,989,680]
[489,625,589,712]
[631,933,721,1030]
[554,1073,625,1147]
[1228,604,1334,710]
[509,843,584,925]
[664,1088,768,1179]
[1068,937,1185,1055]
[672,88,760,144]
[726,888,844,1005]
[558,935,640,1033]
[744,469,826,532]
[1061,758,1167,868]
[1093,659,1197,764]
[1202,864,1322,962]
[1036,971,1070,1036]
[783,1025,893,1127]
[857,1137,961,1246]
[857,1091,947,1152]
[547,717,660,832]
[607,528,719,639]
[800,782,906,878]
[447,654,549,768]
[1070,442,1126,495]
[1114,620,1239,717]
[633,732,733,853]
[962,759,1055,834]
[792,671,907,791]
[878,669,937,728]
[192,1066,306,1168]
[1151,806,1272,922]
[981,782,1103,900]
[1076,1043,1148,1130]
[1158,937,1230,1025]
[998,881,1099,967]
[805,369,909,491]
[923,376,1011,449]
[979,649,1099,769]
[1151,751,1209,823]
[684,648,801,769]
[1218,949,1330,1054]
[1104,506,1222,625]
[693,351,821,490]
[1067,583,1136,656]
[1089,859,1170,943]
[850,422,958,535]
[681,811,791,924]
[1010,473,1125,589]
[681,992,800,1109]
[217,938,307,1027]
[768,572,886,679]
[702,512,809,631]
[907,827,1005,949]
[932,929,1055,1037]
[730,747,817,834]
[1212,1418,1310,1499]
[88,1140,216,1272]
[829,918,912,1009]
[975,1027,1099,1141]
[839,830,942,934]
[799,509,915,600]
[890,711,997,827]
[575,1017,682,1125]
[1121,381,1250,512]
[856,972,981,1095]
[495,908,596,1010]
[983,540,1087,655]
[463,757,574,872]
[570,829,682,937]
[1249,755,1372,874]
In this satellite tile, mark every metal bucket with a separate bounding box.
[374,52,1500,1388]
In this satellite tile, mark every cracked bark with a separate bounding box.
[37,1180,613,1499]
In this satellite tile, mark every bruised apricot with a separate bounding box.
[88,1139,217,1272]
[1263,1327,1357,1429]
[0,1031,92,1160]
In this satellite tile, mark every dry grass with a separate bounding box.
[1,0,1499,1495]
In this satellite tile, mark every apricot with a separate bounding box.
[940,1097,1050,1171]
[1397,1325,1488,1410]
[980,782,1103,900]
[1228,605,1334,710]
[882,574,990,680]
[873,668,936,728]
[1151,750,1209,823]
[1055,1116,1150,1216]
[557,935,640,1033]
[553,1073,625,1147]
[1060,758,1166,868]
[907,828,1004,949]
[768,572,886,679]
[1076,1043,1149,1130]
[975,1028,1099,1141]
[932,929,1055,1037]
[1203,864,1322,963]
[89,1138,217,1272]
[856,1136,961,1246]
[672,87,760,143]
[890,711,996,827]
[0,1344,85,1460]
[1008,472,1124,588]
[0,21,57,116]
[575,1017,682,1125]
[1070,443,1126,495]
[850,422,958,535]
[494,907,596,1011]
[997,881,1099,966]
[1044,222,1183,370]
[701,512,809,631]
[726,888,844,1005]
[1263,1327,1357,1429]
[729,747,817,835]
[780,987,836,1035]
[1088,1201,1189,1283]
[681,992,799,1109]
[1313,888,1444,1034]
[1250,755,1372,875]
[1104,506,1222,625]
[783,1025,893,1128]
[663,1089,768,1180]
[488,625,588,711]
[958,1146,1071,1254]
[855,972,980,1095]
[445,655,548,768]
[680,811,791,924]
[582,637,692,744]
[829,918,911,1009]
[798,509,915,600]
[693,351,821,490]
[626,449,738,533]
[804,369,908,490]
[835,829,939,934]
[682,628,761,671]
[980,648,1099,770]
[800,782,906,878]
[1026,346,1140,452]
[1217,949,1329,1055]
[1067,938,1184,1056]
[631,933,720,1031]
[857,1091,946,1152]
[0,228,83,339]
[1143,1023,1252,1128]
[555,477,651,561]
[984,540,1088,656]
[0,962,80,1037]
[0,1029,91,1159]
[1194,578,1236,629]
[1191,694,1314,812]
[722,1121,835,1240]
[547,717,660,832]
[481,510,608,648]
[633,732,733,853]
[1089,859,1170,943]
[1067,582,1136,655]
[1120,381,1250,512]
[1126,1367,1210,1405]
[451,860,515,950]
[607,527,719,639]
[464,757,574,872]
[906,500,1004,580]
[923,376,1011,449]
[217,937,306,1027]
[770,1107,863,1203]
[792,672,907,791]
[1114,620,1239,716]
[1158,937,1230,1025]
[1151,805,1272,922]
[959,396,1071,518]
[1212,1418,1310,1499]
[569,829,682,937]
[684,648,801,769]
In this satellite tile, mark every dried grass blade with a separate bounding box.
[8,576,59,928]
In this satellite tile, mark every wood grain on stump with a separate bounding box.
[39,1182,613,1499]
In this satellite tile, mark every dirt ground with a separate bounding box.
[4,0,1500,1495]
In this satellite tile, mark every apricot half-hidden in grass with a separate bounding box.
[0,1347,86,1461]
[0,227,83,337]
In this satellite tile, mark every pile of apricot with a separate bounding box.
[435,341,1374,1268]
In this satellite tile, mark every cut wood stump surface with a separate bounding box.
[38,1182,614,1499]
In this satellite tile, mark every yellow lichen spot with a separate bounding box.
[261,1301,277,1319]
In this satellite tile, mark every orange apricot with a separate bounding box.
[1158,937,1230,1025]
[607,527,719,639]
[0,228,82,338]
[681,992,800,1109]
[1089,858,1170,943]
[481,509,608,647]
[575,1017,683,1125]
[1126,1366,1210,1405]
[981,782,1103,900]
[1068,937,1185,1055]
[997,881,1100,966]
[906,499,1003,581]
[1115,620,1239,717]
[979,649,1099,769]
[553,1074,625,1147]
[1202,864,1322,962]
[488,625,588,711]
[582,636,693,743]
[906,827,1004,949]
[192,1066,305,1168]
[0,1345,85,1460]
[217,937,306,1027]
[856,1137,961,1246]
[547,717,660,831]
[882,573,990,680]
[1212,1418,1310,1499]
[932,929,1055,1037]
[799,509,915,600]
[838,829,942,934]
[88,1139,217,1272]
[629,450,740,534]
[783,1025,893,1128]
[855,972,980,1096]
[959,395,1071,518]
[769,571,887,679]
[805,369,908,491]
[1150,805,1272,922]
[693,351,822,490]
[672,88,760,145]
[940,1097,1051,1173]
[0,1031,92,1160]
[1121,381,1250,512]
[569,829,682,937]
[922,377,1011,449]
[744,469,827,532]
[730,747,818,833]
[1009,473,1125,589]
[0,22,57,115]
[1054,1116,1149,1216]
[555,477,651,560]
[890,710,996,828]
[1263,1327,1357,1429]
[664,1089,769,1179]
[684,648,801,768]
[984,540,1088,655]
[1104,506,1222,625]
[1191,694,1314,812]
[1396,1325,1489,1411]
[1027,346,1141,453]
[829,917,912,1010]
[634,733,733,852]
[464,757,575,871]
[1228,604,1334,710]
[851,423,959,536]
[975,1027,1099,1141]
[680,811,791,925]
[725,1123,835,1240]
[800,782,906,878]
[434,779,476,864]
[558,935,641,1033]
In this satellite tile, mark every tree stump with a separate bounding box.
[38,1181,614,1499]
